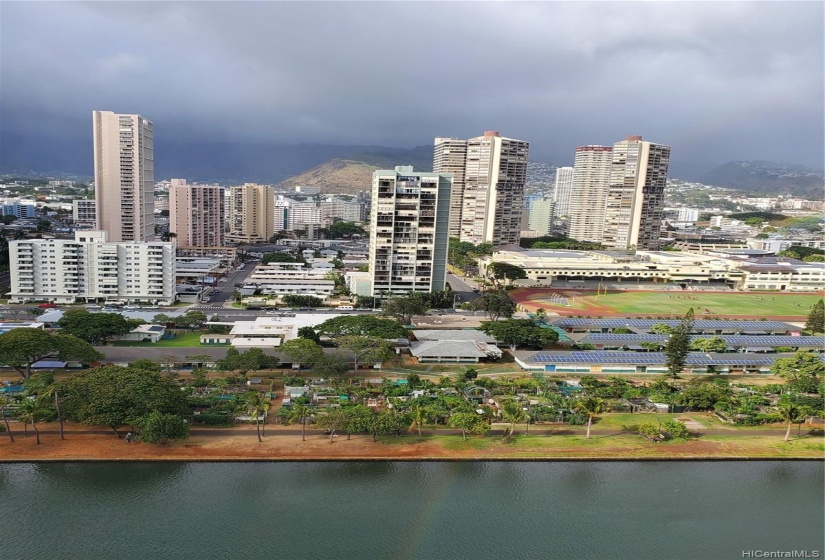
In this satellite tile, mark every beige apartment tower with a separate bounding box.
[433,137,468,238]
[226,183,275,243]
[601,136,671,250]
[567,146,613,243]
[93,111,155,241]
[169,179,226,247]
[435,132,528,246]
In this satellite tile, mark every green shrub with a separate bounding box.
[661,419,690,440]
[638,422,662,440]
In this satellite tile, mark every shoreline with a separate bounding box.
[3,456,824,463]
[3,423,823,463]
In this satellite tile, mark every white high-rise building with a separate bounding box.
[369,166,451,296]
[433,137,468,239]
[93,111,155,241]
[437,131,529,246]
[226,183,275,243]
[567,145,613,243]
[169,180,226,248]
[528,199,554,236]
[601,136,671,250]
[8,231,175,304]
[552,166,574,219]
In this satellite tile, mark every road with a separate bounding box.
[446,273,481,306]
[206,264,257,304]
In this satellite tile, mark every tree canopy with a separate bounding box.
[57,309,132,344]
[381,293,428,325]
[805,300,824,334]
[0,328,103,379]
[315,315,409,339]
[59,366,188,436]
[279,338,324,368]
[773,351,824,394]
[689,336,728,353]
[470,290,516,322]
[334,336,394,371]
[261,252,298,264]
[479,319,558,351]
[133,411,190,443]
[282,295,323,308]
[215,347,279,372]
[328,221,366,239]
[487,262,527,287]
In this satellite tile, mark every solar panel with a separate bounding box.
[528,351,786,366]
[579,334,824,347]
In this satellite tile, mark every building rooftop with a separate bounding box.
[413,329,496,343]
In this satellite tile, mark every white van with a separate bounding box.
[338,305,354,310]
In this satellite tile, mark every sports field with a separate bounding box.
[511,288,823,318]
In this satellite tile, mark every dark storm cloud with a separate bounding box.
[1,1,822,169]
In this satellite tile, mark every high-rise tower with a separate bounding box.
[226,183,275,244]
[93,111,155,241]
[552,166,574,219]
[433,137,468,239]
[602,136,671,250]
[369,166,451,296]
[567,146,613,243]
[440,131,528,246]
[169,179,226,247]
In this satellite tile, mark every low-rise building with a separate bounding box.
[8,231,176,305]
[477,248,824,292]
[118,324,167,343]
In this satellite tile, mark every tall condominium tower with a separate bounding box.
[433,137,468,239]
[552,166,574,219]
[456,131,529,246]
[169,179,226,247]
[226,183,275,243]
[369,166,451,296]
[528,198,554,236]
[601,135,671,250]
[93,111,155,241]
[567,145,613,243]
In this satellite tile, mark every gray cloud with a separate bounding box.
[1,1,822,172]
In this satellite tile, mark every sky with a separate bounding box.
[1,1,823,177]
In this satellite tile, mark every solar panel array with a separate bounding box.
[553,318,795,330]
[580,334,824,347]
[530,351,780,366]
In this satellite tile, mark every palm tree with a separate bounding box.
[778,403,808,442]
[408,403,429,438]
[501,401,528,439]
[42,383,68,440]
[17,396,49,445]
[0,395,15,443]
[575,396,606,439]
[288,404,312,441]
[240,391,271,442]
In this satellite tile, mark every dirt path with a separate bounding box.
[2,422,822,461]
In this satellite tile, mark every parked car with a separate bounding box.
[38,303,56,309]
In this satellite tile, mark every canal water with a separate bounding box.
[1,461,822,560]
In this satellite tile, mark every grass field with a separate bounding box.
[113,331,205,347]
[513,289,822,318]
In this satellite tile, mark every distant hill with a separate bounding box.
[699,161,824,198]
[277,159,378,194]
[277,146,434,194]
